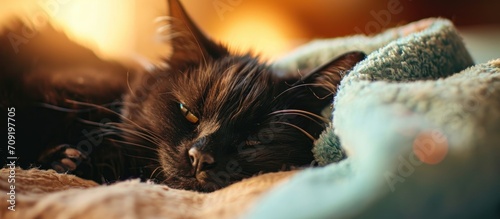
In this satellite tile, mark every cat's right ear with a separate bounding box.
[166,0,228,63]
[286,51,366,110]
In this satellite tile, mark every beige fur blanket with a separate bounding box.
[0,168,295,218]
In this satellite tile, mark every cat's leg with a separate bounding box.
[38,144,88,173]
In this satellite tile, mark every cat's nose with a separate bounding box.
[188,147,215,174]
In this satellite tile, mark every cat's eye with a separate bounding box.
[179,103,199,124]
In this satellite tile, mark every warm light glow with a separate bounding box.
[0,1,37,25]
[215,9,301,61]
[42,0,135,58]
[1,1,302,61]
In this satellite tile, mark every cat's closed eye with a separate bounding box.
[179,103,199,124]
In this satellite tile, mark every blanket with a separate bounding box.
[2,18,499,219]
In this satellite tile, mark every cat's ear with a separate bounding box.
[293,51,366,107]
[167,0,228,63]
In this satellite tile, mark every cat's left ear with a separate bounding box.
[167,0,228,63]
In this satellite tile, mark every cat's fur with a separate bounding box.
[0,0,365,192]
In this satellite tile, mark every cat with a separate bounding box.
[0,0,365,192]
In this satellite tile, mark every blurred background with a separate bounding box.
[0,0,499,63]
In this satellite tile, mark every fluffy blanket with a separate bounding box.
[2,18,500,218]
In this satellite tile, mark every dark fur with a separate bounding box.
[0,0,365,192]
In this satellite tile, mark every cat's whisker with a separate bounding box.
[107,138,157,152]
[72,119,142,143]
[114,127,162,146]
[110,122,163,145]
[124,154,160,163]
[63,99,124,118]
[149,166,163,179]
[270,121,315,141]
[142,164,165,180]
[95,132,121,139]
[35,102,123,113]
[141,163,161,169]
[76,118,117,129]
[311,89,337,100]
[271,112,325,127]
[269,109,330,123]
[74,119,135,144]
[83,130,121,140]
[64,99,162,144]
[158,169,170,181]
[295,68,306,79]
[160,178,170,185]
[95,163,121,183]
[273,83,332,101]
[117,100,139,109]
[84,121,161,147]
[36,103,85,112]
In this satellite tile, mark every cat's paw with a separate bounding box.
[39,144,88,173]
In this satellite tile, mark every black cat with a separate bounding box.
[0,0,365,192]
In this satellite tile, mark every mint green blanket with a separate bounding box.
[247,18,500,218]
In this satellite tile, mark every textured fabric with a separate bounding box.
[0,168,296,219]
[247,18,500,219]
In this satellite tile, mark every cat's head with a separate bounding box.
[122,0,365,192]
